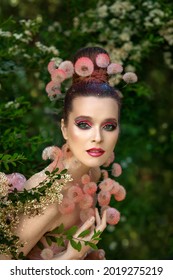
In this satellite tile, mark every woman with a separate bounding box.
[0,46,134,260]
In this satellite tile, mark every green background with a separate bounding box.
[0,0,173,260]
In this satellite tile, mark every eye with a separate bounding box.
[103,123,117,131]
[75,121,91,130]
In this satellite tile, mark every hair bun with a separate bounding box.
[73,68,109,84]
[45,46,138,101]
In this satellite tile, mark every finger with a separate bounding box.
[98,249,106,260]
[84,249,105,260]
[95,208,101,226]
[74,216,95,237]
[96,210,107,232]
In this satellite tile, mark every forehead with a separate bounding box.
[70,96,119,119]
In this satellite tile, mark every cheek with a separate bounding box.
[68,127,85,144]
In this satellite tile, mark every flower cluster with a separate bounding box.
[0,169,72,259]
[42,145,126,227]
[46,53,137,101]
[68,0,173,82]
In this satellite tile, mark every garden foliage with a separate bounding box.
[0,0,173,259]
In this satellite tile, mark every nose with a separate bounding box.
[91,127,103,143]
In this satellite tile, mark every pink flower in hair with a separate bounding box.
[114,185,126,201]
[79,193,93,209]
[83,182,97,195]
[112,163,122,177]
[51,69,66,83]
[107,63,123,74]
[67,185,83,203]
[45,81,61,98]
[74,57,94,77]
[58,197,75,214]
[81,174,91,184]
[58,60,74,79]
[47,60,57,74]
[106,207,120,225]
[96,53,110,68]
[122,72,138,83]
[80,208,95,223]
[98,190,111,206]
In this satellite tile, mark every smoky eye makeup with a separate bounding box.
[102,122,117,131]
[74,117,118,131]
[102,119,118,131]
[74,118,92,130]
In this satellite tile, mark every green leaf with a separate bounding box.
[70,240,82,252]
[45,236,52,246]
[37,241,44,250]
[50,223,64,234]
[56,237,64,247]
[66,226,78,237]
[92,229,102,239]
[92,237,101,241]
[4,162,9,170]
[60,169,67,174]
[52,167,59,174]
[49,236,58,242]
[77,229,90,238]
[85,241,98,250]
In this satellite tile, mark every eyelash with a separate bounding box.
[103,123,117,131]
[75,121,91,129]
[75,121,117,131]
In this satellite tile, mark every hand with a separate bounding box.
[66,208,107,260]
[83,249,106,260]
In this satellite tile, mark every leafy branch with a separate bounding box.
[0,168,70,259]
[42,223,102,253]
[0,153,27,171]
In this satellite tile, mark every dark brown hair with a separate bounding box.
[63,46,122,124]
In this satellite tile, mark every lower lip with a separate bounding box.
[87,150,105,157]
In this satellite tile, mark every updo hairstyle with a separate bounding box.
[63,47,122,124]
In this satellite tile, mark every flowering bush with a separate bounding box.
[0,0,172,260]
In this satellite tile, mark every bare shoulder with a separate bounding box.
[24,145,63,190]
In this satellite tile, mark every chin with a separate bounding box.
[80,158,106,169]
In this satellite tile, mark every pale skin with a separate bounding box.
[0,96,119,260]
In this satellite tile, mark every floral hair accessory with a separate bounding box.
[45,81,61,101]
[51,68,66,83]
[47,60,57,74]
[45,53,138,101]
[96,53,110,68]
[74,57,94,77]
[58,60,74,78]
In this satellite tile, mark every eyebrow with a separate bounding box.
[75,116,118,123]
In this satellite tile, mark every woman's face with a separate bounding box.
[61,96,119,168]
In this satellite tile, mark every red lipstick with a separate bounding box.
[86,148,105,157]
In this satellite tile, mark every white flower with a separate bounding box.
[123,72,138,83]
[40,248,54,260]
[97,5,108,18]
